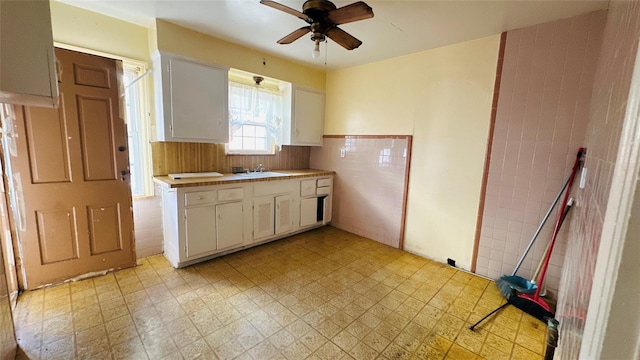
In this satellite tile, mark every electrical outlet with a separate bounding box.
[447,258,456,267]
[340,148,346,158]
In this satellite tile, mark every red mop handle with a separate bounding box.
[533,147,586,300]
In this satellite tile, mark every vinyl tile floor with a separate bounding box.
[13,226,546,360]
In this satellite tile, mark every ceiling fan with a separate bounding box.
[260,0,374,58]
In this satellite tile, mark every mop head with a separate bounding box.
[496,275,538,299]
[511,293,554,322]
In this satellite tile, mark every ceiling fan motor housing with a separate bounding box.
[303,0,337,20]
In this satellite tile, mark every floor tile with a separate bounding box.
[11,227,547,360]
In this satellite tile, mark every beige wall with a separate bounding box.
[50,2,150,61]
[154,20,325,90]
[325,35,500,269]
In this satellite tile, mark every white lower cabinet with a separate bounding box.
[254,195,294,241]
[184,205,216,259]
[216,202,243,250]
[160,175,332,268]
[275,195,293,235]
[253,197,275,240]
[300,198,318,227]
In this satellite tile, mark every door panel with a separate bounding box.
[10,48,135,288]
[23,99,71,183]
[77,96,116,181]
[87,204,122,255]
[73,63,112,89]
[36,209,78,264]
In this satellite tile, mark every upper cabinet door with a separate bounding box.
[0,1,58,108]
[282,85,325,146]
[153,52,229,143]
[293,87,324,146]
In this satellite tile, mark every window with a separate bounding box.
[228,81,283,154]
[123,66,147,197]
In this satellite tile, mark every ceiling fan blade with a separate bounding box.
[326,1,374,25]
[277,26,311,44]
[260,0,311,22]
[326,27,362,50]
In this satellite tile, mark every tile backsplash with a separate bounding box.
[151,142,310,176]
[474,11,606,295]
[310,136,411,248]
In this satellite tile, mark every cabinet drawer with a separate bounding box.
[301,179,316,197]
[185,191,216,206]
[317,178,332,187]
[218,188,244,202]
[317,186,331,196]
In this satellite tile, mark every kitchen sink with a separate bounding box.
[237,171,292,178]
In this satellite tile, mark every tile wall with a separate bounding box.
[555,1,640,358]
[310,136,411,248]
[475,11,606,294]
[133,191,164,258]
[151,142,310,176]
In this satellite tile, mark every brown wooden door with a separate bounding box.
[11,48,135,289]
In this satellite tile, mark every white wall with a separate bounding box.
[325,35,500,269]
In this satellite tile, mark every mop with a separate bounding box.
[509,148,585,321]
[470,198,575,331]
[495,148,585,298]
[470,147,586,330]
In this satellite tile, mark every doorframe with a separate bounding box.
[580,42,640,359]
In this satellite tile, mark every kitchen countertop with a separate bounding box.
[153,169,335,188]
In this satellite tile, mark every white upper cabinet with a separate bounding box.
[0,0,59,108]
[282,85,325,146]
[153,52,229,143]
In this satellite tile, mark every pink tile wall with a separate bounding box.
[475,11,606,294]
[133,188,164,258]
[310,136,411,248]
[555,2,640,358]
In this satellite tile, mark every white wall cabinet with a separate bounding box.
[153,52,229,143]
[0,1,58,107]
[160,175,332,268]
[282,85,325,146]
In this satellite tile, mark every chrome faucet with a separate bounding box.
[253,163,264,173]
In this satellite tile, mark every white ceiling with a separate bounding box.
[57,0,608,70]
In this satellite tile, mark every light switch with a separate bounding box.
[340,147,346,158]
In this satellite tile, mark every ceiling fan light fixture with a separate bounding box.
[311,41,321,59]
[253,76,264,85]
[261,0,374,53]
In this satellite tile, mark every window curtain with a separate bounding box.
[229,81,283,149]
